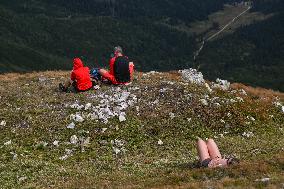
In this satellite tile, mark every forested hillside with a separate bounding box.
[197,0,284,91]
[0,0,283,91]
[0,0,229,73]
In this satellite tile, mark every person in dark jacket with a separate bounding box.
[59,58,93,92]
[99,46,134,85]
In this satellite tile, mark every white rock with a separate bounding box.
[213,78,230,90]
[0,120,6,126]
[67,122,75,129]
[152,99,159,105]
[214,102,221,107]
[102,128,108,133]
[255,178,270,182]
[158,139,163,145]
[239,89,247,95]
[85,103,92,110]
[18,176,27,182]
[119,113,126,122]
[70,135,78,144]
[53,140,59,146]
[4,140,12,146]
[59,149,73,160]
[59,155,69,161]
[247,116,255,121]
[93,85,100,90]
[236,97,244,102]
[74,114,84,122]
[205,83,212,93]
[169,112,175,119]
[180,69,205,85]
[113,147,121,155]
[10,152,17,160]
[242,131,254,138]
[200,99,208,106]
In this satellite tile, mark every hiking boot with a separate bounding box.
[59,83,67,92]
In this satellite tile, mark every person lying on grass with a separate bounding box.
[59,58,93,92]
[99,46,134,85]
[197,138,239,168]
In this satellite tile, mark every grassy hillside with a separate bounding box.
[0,70,283,188]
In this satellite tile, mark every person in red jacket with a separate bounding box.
[99,46,134,85]
[59,58,93,92]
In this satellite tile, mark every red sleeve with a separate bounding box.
[71,71,76,81]
[109,57,116,76]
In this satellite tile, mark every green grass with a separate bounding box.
[0,71,283,188]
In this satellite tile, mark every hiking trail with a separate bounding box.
[193,6,252,61]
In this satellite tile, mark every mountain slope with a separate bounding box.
[0,70,283,188]
[197,0,284,91]
[0,0,230,73]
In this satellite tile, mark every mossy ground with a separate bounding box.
[0,71,283,188]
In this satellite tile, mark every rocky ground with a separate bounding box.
[0,70,283,188]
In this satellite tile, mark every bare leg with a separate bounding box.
[98,68,108,76]
[99,69,116,84]
[207,139,222,159]
[197,139,210,163]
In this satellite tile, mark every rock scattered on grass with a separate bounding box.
[59,149,73,160]
[158,139,163,145]
[274,101,284,113]
[18,176,27,182]
[213,78,230,90]
[255,178,270,182]
[67,122,76,129]
[180,69,205,85]
[169,112,175,119]
[4,140,12,146]
[200,99,208,106]
[0,120,6,126]
[111,139,126,155]
[10,152,17,160]
[70,114,84,123]
[119,112,126,122]
[242,131,254,138]
[70,135,78,144]
[53,140,59,147]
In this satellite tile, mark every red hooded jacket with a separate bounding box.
[71,58,92,91]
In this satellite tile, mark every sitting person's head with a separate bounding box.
[73,58,83,70]
[114,46,123,56]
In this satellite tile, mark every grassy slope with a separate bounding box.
[0,71,283,188]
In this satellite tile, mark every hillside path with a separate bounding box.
[194,6,252,61]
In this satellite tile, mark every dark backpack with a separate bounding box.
[113,56,130,83]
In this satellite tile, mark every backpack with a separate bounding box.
[113,56,130,83]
